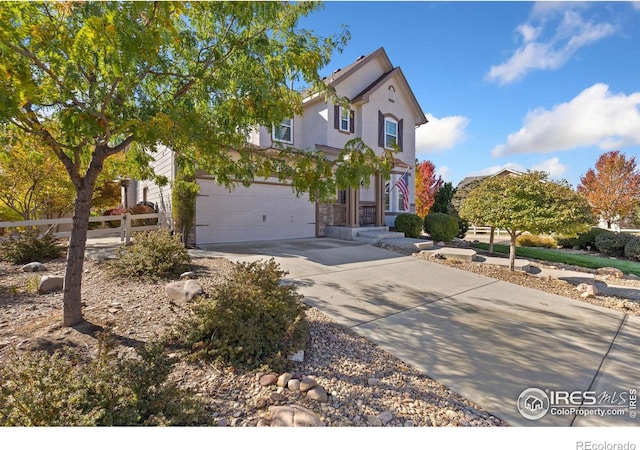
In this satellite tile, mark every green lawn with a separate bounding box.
[470,243,640,276]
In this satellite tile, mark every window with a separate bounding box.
[339,107,350,132]
[388,85,395,102]
[273,118,293,144]
[334,105,354,133]
[378,111,403,151]
[384,181,390,212]
[385,118,397,149]
[385,174,410,212]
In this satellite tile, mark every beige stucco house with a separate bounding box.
[134,47,427,245]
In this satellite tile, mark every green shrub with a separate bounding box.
[0,335,208,426]
[394,213,423,238]
[107,229,190,280]
[182,259,308,370]
[516,234,557,248]
[595,231,633,257]
[624,235,640,261]
[423,213,458,243]
[456,217,469,239]
[0,229,63,264]
[577,227,609,250]
[557,236,579,249]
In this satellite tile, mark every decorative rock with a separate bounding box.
[378,410,393,424]
[366,415,383,426]
[255,397,269,409]
[179,271,197,279]
[216,418,228,427]
[277,372,293,387]
[22,262,47,272]
[268,405,325,427]
[287,378,301,391]
[306,385,328,403]
[596,267,624,279]
[445,409,458,420]
[367,377,381,387]
[164,280,203,302]
[579,283,599,298]
[404,420,415,427]
[287,350,304,362]
[299,376,318,392]
[259,373,278,387]
[269,392,286,402]
[38,276,64,294]
[276,386,284,394]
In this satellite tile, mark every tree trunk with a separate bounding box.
[489,226,495,253]
[509,231,517,271]
[62,187,93,326]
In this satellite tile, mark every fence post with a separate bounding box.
[125,214,131,245]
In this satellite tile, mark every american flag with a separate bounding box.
[395,172,409,211]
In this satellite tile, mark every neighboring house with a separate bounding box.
[134,47,427,245]
[455,168,523,194]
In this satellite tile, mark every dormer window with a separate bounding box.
[273,118,293,144]
[388,85,396,102]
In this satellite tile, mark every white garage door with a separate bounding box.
[195,179,316,244]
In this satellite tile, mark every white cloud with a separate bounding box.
[486,6,617,85]
[435,165,450,181]
[531,157,568,178]
[415,113,469,155]
[492,83,640,156]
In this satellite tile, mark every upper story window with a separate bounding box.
[339,107,350,132]
[384,117,397,149]
[273,118,293,144]
[388,85,395,102]
[334,104,354,133]
[378,111,403,151]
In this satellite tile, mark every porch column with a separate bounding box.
[374,172,385,227]
[346,186,359,227]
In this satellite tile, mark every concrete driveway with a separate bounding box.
[195,238,640,427]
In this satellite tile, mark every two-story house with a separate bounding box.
[134,47,427,245]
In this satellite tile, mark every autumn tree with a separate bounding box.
[577,151,640,229]
[414,160,443,217]
[460,171,592,270]
[0,2,392,326]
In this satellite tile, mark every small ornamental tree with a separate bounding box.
[460,171,593,270]
[577,151,640,228]
[414,160,443,217]
[0,2,392,326]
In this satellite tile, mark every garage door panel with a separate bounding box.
[195,180,315,244]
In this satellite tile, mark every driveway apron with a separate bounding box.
[195,238,640,426]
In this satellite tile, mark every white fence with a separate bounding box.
[468,225,507,235]
[0,212,166,245]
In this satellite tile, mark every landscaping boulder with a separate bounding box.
[306,385,328,403]
[277,372,293,388]
[38,276,64,294]
[577,283,599,298]
[596,267,624,279]
[267,405,325,427]
[259,373,278,387]
[180,271,197,279]
[299,376,318,393]
[164,280,203,302]
[22,262,47,272]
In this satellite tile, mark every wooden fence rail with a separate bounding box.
[0,212,166,245]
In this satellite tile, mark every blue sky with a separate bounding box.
[299,1,640,189]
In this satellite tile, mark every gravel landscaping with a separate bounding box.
[2,242,638,427]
